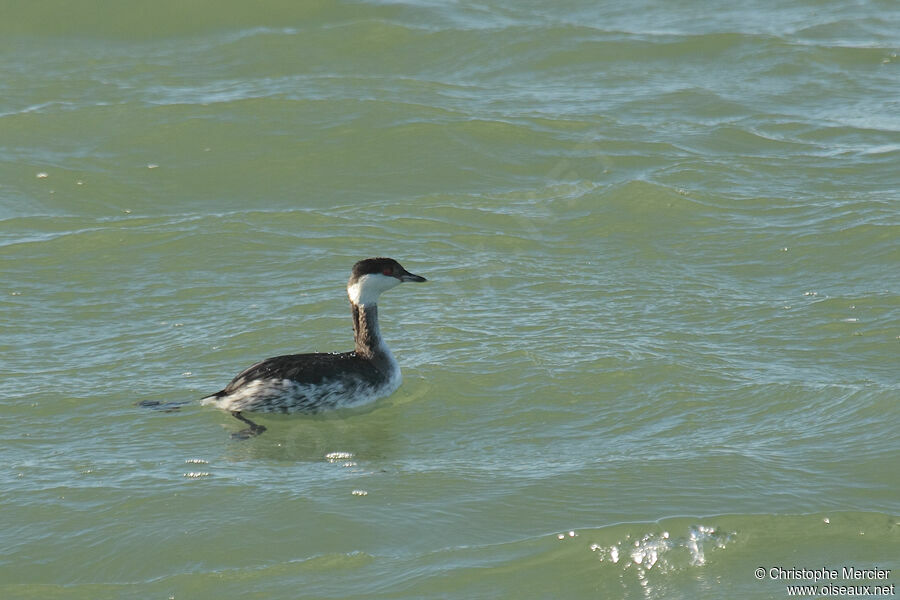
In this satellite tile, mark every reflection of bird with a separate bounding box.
[202,258,427,438]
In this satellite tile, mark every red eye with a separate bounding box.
[382,268,392,276]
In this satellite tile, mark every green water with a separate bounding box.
[2,1,898,598]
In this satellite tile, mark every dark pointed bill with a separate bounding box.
[400,270,427,283]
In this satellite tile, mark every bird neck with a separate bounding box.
[351,302,386,358]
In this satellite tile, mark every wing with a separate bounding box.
[222,351,381,392]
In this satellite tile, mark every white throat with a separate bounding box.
[347,273,401,306]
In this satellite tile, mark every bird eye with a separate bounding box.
[382,268,393,276]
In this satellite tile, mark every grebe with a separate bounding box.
[202,257,427,438]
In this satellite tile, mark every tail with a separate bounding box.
[199,390,227,407]
[136,389,225,411]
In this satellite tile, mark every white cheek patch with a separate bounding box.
[347,273,401,306]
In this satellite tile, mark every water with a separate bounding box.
[2,1,898,598]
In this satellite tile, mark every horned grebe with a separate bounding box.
[202,257,427,438]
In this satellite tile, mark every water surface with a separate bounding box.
[1,1,898,598]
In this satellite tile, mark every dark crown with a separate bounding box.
[351,257,402,280]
